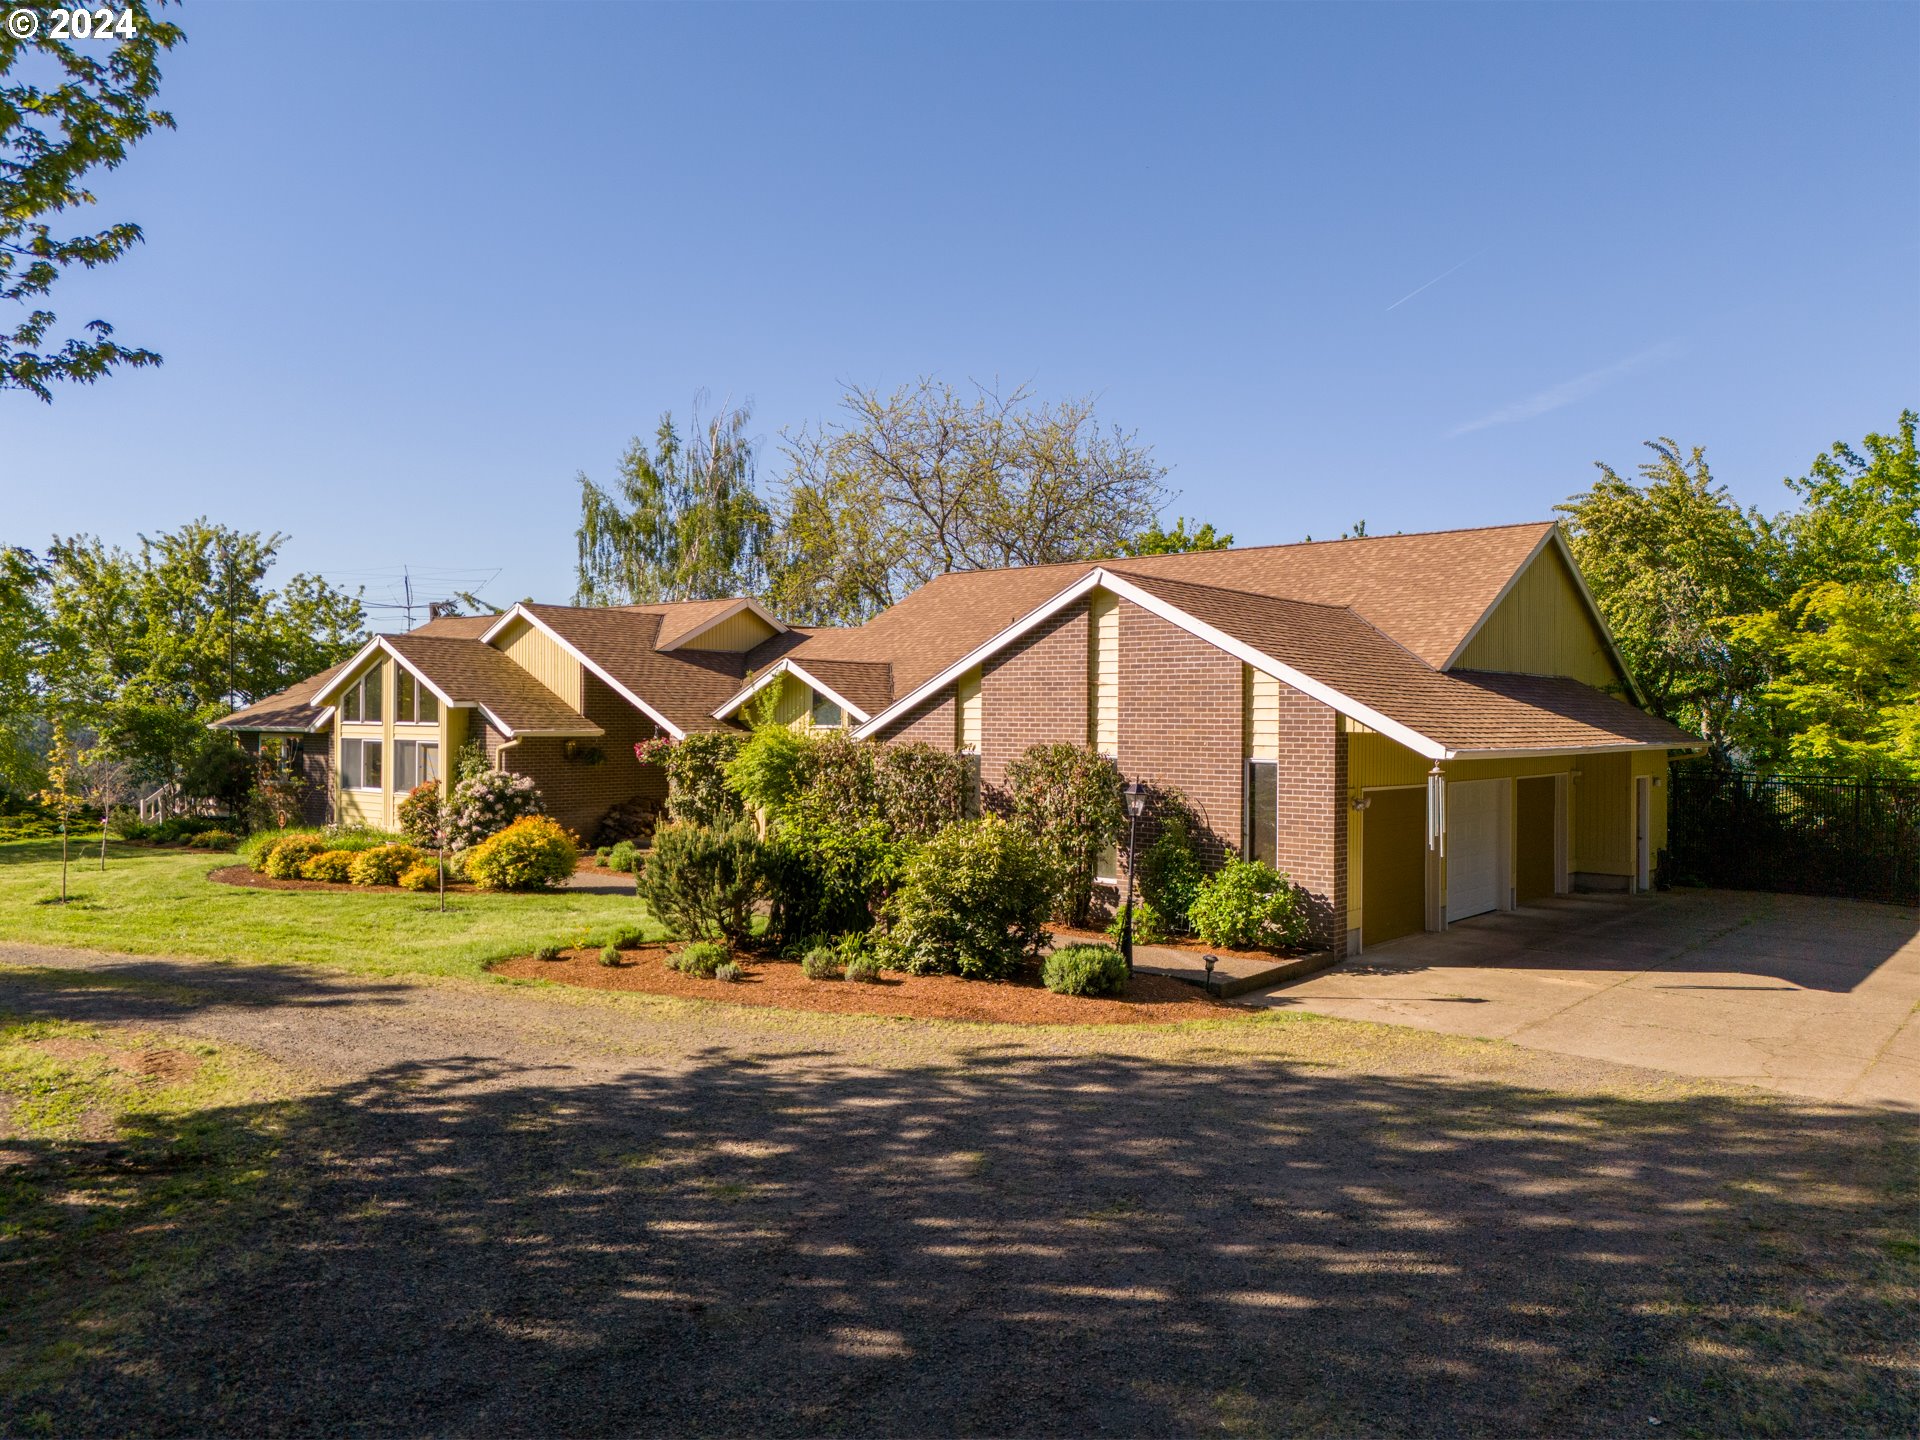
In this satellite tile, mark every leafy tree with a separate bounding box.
[769,378,1170,624]
[0,546,47,794]
[1116,517,1234,557]
[2,0,185,400]
[1557,440,1781,748]
[1780,410,1918,590]
[576,397,771,604]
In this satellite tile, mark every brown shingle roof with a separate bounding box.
[786,658,895,718]
[211,662,347,732]
[1109,570,1694,755]
[384,633,602,737]
[518,604,749,734]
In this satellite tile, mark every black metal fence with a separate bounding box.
[1667,765,1920,906]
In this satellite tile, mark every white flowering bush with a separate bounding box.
[447,767,546,851]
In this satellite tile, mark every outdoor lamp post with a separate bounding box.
[1120,780,1149,977]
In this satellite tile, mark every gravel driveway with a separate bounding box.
[2,941,1913,1438]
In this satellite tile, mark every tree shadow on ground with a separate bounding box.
[0,958,413,1021]
[3,1037,1913,1437]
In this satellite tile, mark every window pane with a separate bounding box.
[1248,761,1278,867]
[364,740,382,791]
[811,690,842,727]
[341,739,361,790]
[343,685,361,723]
[419,688,438,723]
[396,671,414,724]
[364,663,383,722]
[420,744,440,785]
[961,751,982,820]
[393,740,415,793]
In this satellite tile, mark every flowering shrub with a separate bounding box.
[397,780,444,847]
[348,844,424,887]
[447,768,545,851]
[466,816,578,891]
[1188,858,1309,951]
[300,849,357,883]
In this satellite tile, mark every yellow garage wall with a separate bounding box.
[678,610,778,652]
[1343,725,1672,928]
[1243,665,1280,761]
[493,616,582,709]
[957,666,982,751]
[1454,542,1627,690]
[1088,591,1119,752]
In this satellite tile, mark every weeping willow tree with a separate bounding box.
[575,396,772,605]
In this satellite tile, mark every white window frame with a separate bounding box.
[395,669,440,726]
[341,663,383,724]
[341,737,383,792]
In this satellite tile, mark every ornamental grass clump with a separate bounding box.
[1188,857,1309,951]
[466,816,578,892]
[672,940,730,978]
[1042,943,1130,997]
[714,961,743,983]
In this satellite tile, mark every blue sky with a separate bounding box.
[5,1,1916,627]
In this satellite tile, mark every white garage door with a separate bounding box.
[1447,779,1506,921]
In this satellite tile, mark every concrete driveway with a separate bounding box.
[1247,889,1920,1109]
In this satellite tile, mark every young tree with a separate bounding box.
[1557,440,1781,749]
[768,378,1170,624]
[575,396,771,604]
[37,717,80,901]
[2,0,186,400]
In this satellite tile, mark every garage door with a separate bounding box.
[1362,787,1426,947]
[1446,779,1506,921]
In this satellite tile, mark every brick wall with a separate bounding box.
[485,673,668,843]
[978,603,1089,806]
[879,686,957,748]
[1269,685,1345,949]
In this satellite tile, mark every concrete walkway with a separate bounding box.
[1243,890,1920,1109]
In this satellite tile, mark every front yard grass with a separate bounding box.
[0,839,661,980]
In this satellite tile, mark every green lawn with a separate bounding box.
[0,839,661,979]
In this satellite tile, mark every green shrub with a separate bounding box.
[347,844,424,887]
[763,807,907,942]
[886,816,1060,980]
[1003,743,1123,928]
[800,945,841,981]
[715,961,743,983]
[1139,815,1205,934]
[657,732,748,828]
[844,953,883,984]
[1042,943,1129,997]
[241,827,302,872]
[872,741,966,841]
[533,943,564,962]
[107,805,142,839]
[604,924,647,951]
[300,849,357,883]
[1189,857,1309,950]
[1105,895,1167,945]
[114,820,154,842]
[264,834,329,879]
[605,839,639,873]
[186,829,238,850]
[635,822,765,943]
[397,780,444,847]
[398,861,440,892]
[599,943,621,966]
[672,940,731,978]
[467,816,578,892]
[724,720,813,816]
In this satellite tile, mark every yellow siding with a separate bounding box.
[1572,752,1632,876]
[678,609,778,652]
[329,650,463,830]
[1455,543,1626,690]
[957,667,982,751]
[770,673,812,729]
[493,616,581,708]
[1243,665,1280,761]
[1088,591,1119,752]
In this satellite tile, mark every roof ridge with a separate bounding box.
[1102,566,1362,617]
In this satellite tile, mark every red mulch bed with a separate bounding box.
[207,863,475,895]
[491,943,1245,1027]
[1053,926,1307,967]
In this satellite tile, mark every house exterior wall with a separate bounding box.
[1454,543,1626,690]
[327,651,460,831]
[876,684,958,749]
[977,602,1090,803]
[234,729,334,825]
[492,616,583,708]
[482,674,667,843]
[675,610,778,652]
